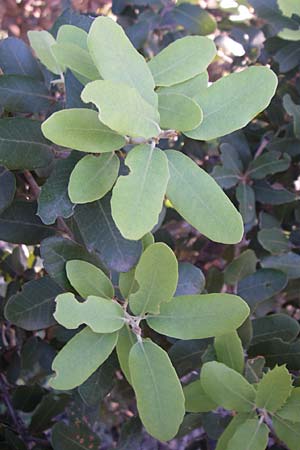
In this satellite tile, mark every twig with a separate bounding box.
[23,170,41,199]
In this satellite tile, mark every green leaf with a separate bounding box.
[74,194,142,272]
[0,75,53,113]
[30,392,70,433]
[68,153,120,204]
[129,340,185,441]
[254,180,296,205]
[237,269,288,310]
[158,93,203,131]
[283,94,300,138]
[215,413,254,450]
[0,200,56,244]
[169,339,209,377]
[37,152,80,225]
[42,108,126,153]
[128,242,178,315]
[81,80,160,139]
[56,24,89,49]
[119,268,137,300]
[165,150,243,244]
[261,252,300,279]
[185,67,278,141]
[247,151,291,179]
[147,293,249,339]
[184,379,218,412]
[224,250,257,285]
[148,36,216,87]
[51,422,100,450]
[215,331,244,373]
[255,365,292,412]
[40,236,104,290]
[66,260,114,299]
[245,357,265,384]
[54,293,125,333]
[175,262,205,296]
[52,42,100,82]
[201,361,256,412]
[4,276,62,330]
[0,167,15,214]
[277,388,300,422]
[236,184,256,224]
[0,118,53,170]
[273,416,300,450]
[87,16,156,107]
[157,72,208,98]
[167,3,217,35]
[258,227,290,254]
[28,30,62,74]
[116,324,137,384]
[111,145,169,240]
[50,327,118,390]
[227,419,269,450]
[252,314,300,345]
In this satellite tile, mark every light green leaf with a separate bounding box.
[56,24,88,50]
[214,331,244,373]
[129,242,178,315]
[165,150,243,244]
[224,250,257,285]
[148,36,216,87]
[273,415,300,450]
[147,293,250,339]
[88,16,156,106]
[142,232,155,250]
[52,42,100,81]
[255,365,292,412]
[54,293,125,333]
[42,109,126,153]
[185,67,278,141]
[184,379,218,412]
[201,361,256,412]
[129,340,185,441]
[50,327,118,390]
[158,93,203,131]
[68,153,120,204]
[81,80,160,139]
[227,419,269,450]
[27,30,62,75]
[216,413,254,450]
[111,145,169,240]
[157,72,208,98]
[66,260,114,299]
[116,324,137,384]
[277,388,300,422]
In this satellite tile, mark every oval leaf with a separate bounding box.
[185,67,278,141]
[255,365,292,412]
[214,331,244,373]
[129,340,185,441]
[129,242,178,315]
[68,153,120,204]
[158,93,203,131]
[50,327,118,390]
[42,108,126,153]
[227,419,269,450]
[111,145,169,240]
[146,293,249,339]
[165,150,243,244]
[184,379,218,412]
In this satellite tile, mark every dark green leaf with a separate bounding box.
[236,183,256,224]
[0,37,42,78]
[0,166,15,213]
[51,422,100,450]
[258,227,290,254]
[12,385,44,412]
[261,252,300,279]
[224,250,257,285]
[0,200,56,244]
[253,180,296,205]
[4,276,63,330]
[74,194,142,272]
[168,339,210,377]
[237,269,288,309]
[0,118,53,170]
[0,75,53,113]
[29,392,70,433]
[38,153,81,225]
[249,338,300,370]
[247,151,291,180]
[252,314,300,344]
[175,262,205,296]
[165,3,216,35]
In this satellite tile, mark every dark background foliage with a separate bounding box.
[0,0,300,449]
